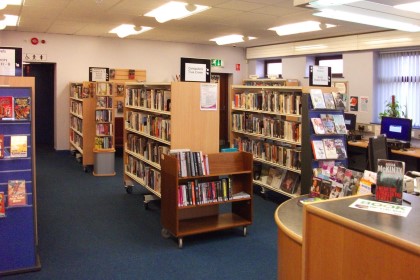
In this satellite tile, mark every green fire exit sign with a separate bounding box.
[211,59,223,67]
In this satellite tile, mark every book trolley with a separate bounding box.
[0,78,40,275]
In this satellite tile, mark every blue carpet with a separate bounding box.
[4,147,287,279]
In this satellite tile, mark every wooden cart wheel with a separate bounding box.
[161,228,171,239]
[125,185,133,194]
[178,238,183,249]
[243,226,247,237]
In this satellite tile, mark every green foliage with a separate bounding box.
[379,98,406,118]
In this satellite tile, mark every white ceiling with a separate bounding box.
[2,0,420,48]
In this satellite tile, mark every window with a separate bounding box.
[264,59,282,78]
[376,51,420,127]
[315,55,343,78]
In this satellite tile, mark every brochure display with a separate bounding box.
[0,85,40,275]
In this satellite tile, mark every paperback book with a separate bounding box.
[332,91,346,110]
[319,179,332,199]
[323,92,336,109]
[14,97,31,120]
[310,89,326,109]
[280,171,300,194]
[332,114,347,134]
[311,118,326,134]
[0,96,14,120]
[322,138,338,159]
[0,134,4,159]
[0,192,5,217]
[329,180,344,199]
[310,177,322,197]
[375,159,404,205]
[334,138,347,159]
[8,180,27,207]
[320,114,336,134]
[311,140,326,159]
[10,135,28,158]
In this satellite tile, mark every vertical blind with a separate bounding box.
[377,51,420,127]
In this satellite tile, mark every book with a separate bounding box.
[8,180,27,207]
[311,117,326,134]
[310,177,322,197]
[334,138,347,159]
[332,91,346,110]
[342,169,363,196]
[320,114,336,134]
[323,92,336,109]
[375,159,404,204]
[335,165,346,183]
[14,97,31,120]
[319,160,335,177]
[310,89,326,109]
[10,135,28,158]
[0,192,5,217]
[270,168,286,189]
[331,114,347,134]
[297,196,324,205]
[0,96,14,120]
[280,171,300,194]
[311,140,326,159]
[322,138,338,159]
[0,134,4,159]
[357,178,372,195]
[319,179,332,199]
[329,180,344,199]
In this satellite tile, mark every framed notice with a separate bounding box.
[309,65,331,87]
[89,67,109,82]
[0,47,22,76]
[180,57,211,83]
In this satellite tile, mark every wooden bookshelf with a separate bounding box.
[123,82,219,207]
[230,84,303,198]
[69,82,96,172]
[160,151,253,248]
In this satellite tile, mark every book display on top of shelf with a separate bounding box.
[123,82,219,209]
[309,89,326,109]
[231,82,303,198]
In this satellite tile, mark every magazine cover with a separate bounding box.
[375,159,404,204]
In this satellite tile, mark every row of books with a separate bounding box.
[312,138,347,160]
[242,79,288,86]
[96,96,113,109]
[70,83,85,99]
[311,113,347,134]
[96,123,113,136]
[70,116,83,133]
[233,91,301,115]
[170,150,209,177]
[69,131,83,149]
[232,113,301,143]
[232,136,301,171]
[70,100,83,116]
[96,82,112,96]
[310,89,346,110]
[178,178,242,207]
[255,166,301,195]
[126,111,171,142]
[94,136,113,149]
[126,133,170,165]
[0,180,28,214]
[95,109,113,122]
[125,88,171,112]
[0,96,31,121]
[0,135,28,159]
[126,155,161,193]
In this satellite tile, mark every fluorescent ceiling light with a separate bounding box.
[314,8,420,32]
[308,0,361,8]
[109,24,153,38]
[394,2,420,13]
[295,44,327,51]
[0,14,19,30]
[364,38,412,45]
[0,0,22,10]
[210,34,244,45]
[144,1,210,23]
[269,21,321,36]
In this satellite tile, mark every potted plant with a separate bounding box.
[379,95,406,118]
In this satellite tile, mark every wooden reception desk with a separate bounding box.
[275,195,420,280]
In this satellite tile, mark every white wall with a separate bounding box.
[247,51,376,123]
[1,31,247,150]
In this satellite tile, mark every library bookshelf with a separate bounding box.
[160,151,253,248]
[93,81,116,176]
[230,84,303,198]
[69,82,95,172]
[123,81,219,208]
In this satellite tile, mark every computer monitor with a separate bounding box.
[344,113,357,131]
[380,116,412,143]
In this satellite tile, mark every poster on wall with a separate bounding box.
[0,47,23,76]
[350,96,359,111]
[180,57,211,82]
[360,96,369,112]
[89,67,109,82]
[200,83,217,111]
[309,65,331,87]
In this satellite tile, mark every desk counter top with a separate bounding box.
[347,139,420,158]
